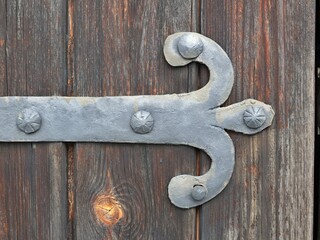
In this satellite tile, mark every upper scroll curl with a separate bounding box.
[164,32,234,107]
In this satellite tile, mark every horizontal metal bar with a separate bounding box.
[0,32,275,209]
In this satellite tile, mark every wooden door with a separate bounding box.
[0,0,315,239]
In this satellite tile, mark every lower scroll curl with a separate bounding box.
[168,127,235,209]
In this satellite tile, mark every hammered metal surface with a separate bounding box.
[0,32,275,208]
[16,108,42,134]
[130,111,154,134]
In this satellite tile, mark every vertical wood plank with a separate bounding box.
[0,0,68,239]
[316,2,320,238]
[5,0,67,96]
[0,144,67,239]
[72,0,198,239]
[73,0,196,96]
[199,1,315,239]
[0,0,6,96]
[75,144,196,239]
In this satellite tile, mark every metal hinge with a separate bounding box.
[0,32,274,209]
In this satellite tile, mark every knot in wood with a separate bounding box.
[93,194,123,226]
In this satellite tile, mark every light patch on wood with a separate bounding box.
[93,193,123,226]
[0,39,4,47]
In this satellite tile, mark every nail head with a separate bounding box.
[243,106,266,129]
[130,110,154,134]
[191,185,207,201]
[177,34,204,59]
[17,108,42,134]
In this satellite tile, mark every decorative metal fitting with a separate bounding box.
[191,185,208,201]
[130,111,154,134]
[177,34,204,59]
[16,108,42,134]
[243,106,266,129]
[0,32,275,209]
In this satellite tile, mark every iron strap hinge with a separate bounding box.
[0,32,274,209]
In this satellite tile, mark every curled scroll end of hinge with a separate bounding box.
[168,174,211,209]
[163,32,197,67]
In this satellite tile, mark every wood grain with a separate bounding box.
[74,144,197,239]
[0,0,68,239]
[72,0,198,96]
[0,0,315,239]
[5,0,67,96]
[316,2,320,238]
[0,0,6,96]
[0,144,67,239]
[72,0,199,239]
[199,1,315,239]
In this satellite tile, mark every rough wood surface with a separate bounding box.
[199,1,315,239]
[0,0,68,239]
[71,0,199,239]
[0,0,315,239]
[0,144,67,239]
[74,144,197,239]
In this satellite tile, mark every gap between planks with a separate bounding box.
[67,0,75,239]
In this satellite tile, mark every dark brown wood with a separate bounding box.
[74,144,197,239]
[0,0,315,239]
[0,0,6,96]
[5,0,67,96]
[0,0,68,239]
[72,0,199,239]
[0,144,67,239]
[199,1,315,239]
[72,0,199,96]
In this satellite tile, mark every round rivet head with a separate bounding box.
[177,33,204,59]
[130,111,154,134]
[191,185,207,201]
[16,108,42,134]
[243,106,266,129]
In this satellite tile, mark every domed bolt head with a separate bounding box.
[130,110,154,134]
[177,33,204,59]
[16,108,42,134]
[191,185,207,201]
[243,106,266,129]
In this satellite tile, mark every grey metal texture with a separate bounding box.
[130,110,154,134]
[16,108,42,134]
[0,32,274,209]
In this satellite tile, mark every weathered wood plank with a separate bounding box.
[316,2,320,238]
[0,144,67,239]
[0,0,6,96]
[73,0,197,96]
[72,0,198,239]
[75,144,196,239]
[5,0,67,96]
[200,1,315,239]
[0,0,68,239]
